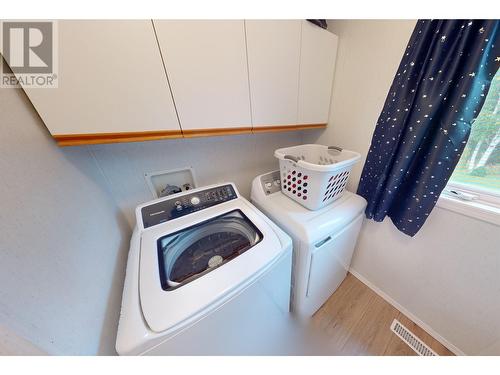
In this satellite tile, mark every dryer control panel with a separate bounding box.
[141,184,237,228]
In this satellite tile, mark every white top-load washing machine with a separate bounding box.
[116,183,293,355]
[251,171,367,317]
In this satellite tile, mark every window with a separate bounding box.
[439,69,500,224]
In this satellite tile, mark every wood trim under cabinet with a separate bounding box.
[183,124,326,138]
[54,130,183,146]
[182,127,253,138]
[251,123,326,133]
[53,123,326,146]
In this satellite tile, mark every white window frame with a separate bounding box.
[438,181,500,226]
[437,67,499,226]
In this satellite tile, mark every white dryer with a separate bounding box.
[251,171,367,317]
[116,183,293,355]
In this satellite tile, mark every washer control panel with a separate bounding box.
[260,170,282,195]
[141,184,237,228]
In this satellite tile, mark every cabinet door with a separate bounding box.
[154,20,252,135]
[298,21,338,125]
[245,20,301,128]
[14,21,181,145]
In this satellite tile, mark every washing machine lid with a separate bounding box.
[157,209,262,290]
[139,198,287,334]
[255,190,367,243]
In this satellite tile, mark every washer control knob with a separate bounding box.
[274,180,281,186]
[190,196,201,205]
[265,182,272,189]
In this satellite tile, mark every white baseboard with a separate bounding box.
[348,267,466,356]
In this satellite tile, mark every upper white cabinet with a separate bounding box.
[298,21,338,124]
[154,20,252,134]
[7,20,338,146]
[17,21,181,145]
[245,20,302,128]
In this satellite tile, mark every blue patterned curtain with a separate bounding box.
[357,20,499,236]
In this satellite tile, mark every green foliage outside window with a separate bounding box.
[450,69,500,193]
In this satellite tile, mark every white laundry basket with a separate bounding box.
[274,144,361,210]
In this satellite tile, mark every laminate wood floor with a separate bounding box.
[310,273,454,356]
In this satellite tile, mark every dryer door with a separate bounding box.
[305,214,363,316]
[157,209,263,291]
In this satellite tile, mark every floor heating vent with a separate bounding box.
[390,319,438,356]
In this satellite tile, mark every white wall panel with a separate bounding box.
[0,86,129,354]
